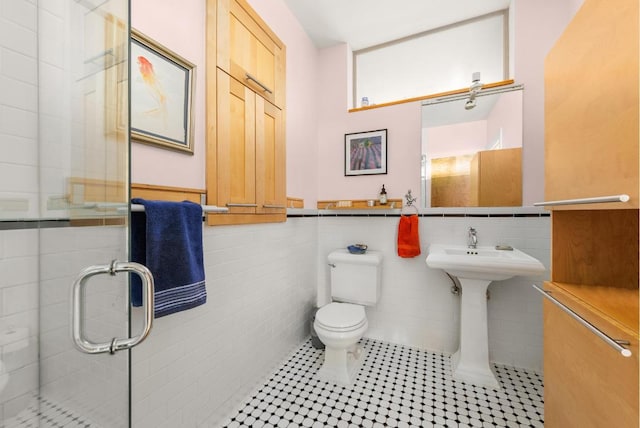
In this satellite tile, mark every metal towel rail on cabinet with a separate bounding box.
[532,284,632,357]
[130,203,229,213]
[533,194,629,207]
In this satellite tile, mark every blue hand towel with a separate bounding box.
[130,198,206,318]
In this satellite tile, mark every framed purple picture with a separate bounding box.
[345,129,387,176]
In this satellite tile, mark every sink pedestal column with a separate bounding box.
[452,278,500,389]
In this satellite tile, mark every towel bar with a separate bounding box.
[532,284,632,357]
[130,203,229,213]
[84,202,229,214]
[533,194,629,206]
[401,204,419,215]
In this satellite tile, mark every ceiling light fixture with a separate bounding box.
[464,71,482,110]
[464,98,476,110]
[470,71,483,93]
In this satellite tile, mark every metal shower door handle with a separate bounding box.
[71,260,154,354]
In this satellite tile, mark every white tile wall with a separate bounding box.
[0,0,39,220]
[131,218,318,428]
[0,229,39,421]
[317,211,550,372]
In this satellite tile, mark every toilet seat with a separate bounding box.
[315,303,366,332]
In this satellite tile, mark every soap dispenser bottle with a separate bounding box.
[379,184,387,205]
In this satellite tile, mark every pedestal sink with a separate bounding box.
[426,244,545,388]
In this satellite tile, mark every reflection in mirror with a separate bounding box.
[421,85,523,208]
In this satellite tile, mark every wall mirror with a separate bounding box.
[421,85,523,208]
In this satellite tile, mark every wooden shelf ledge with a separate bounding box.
[317,198,403,210]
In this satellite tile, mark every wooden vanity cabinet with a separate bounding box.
[207,0,286,225]
[543,283,639,428]
[542,0,640,426]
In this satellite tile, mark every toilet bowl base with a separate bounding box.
[316,344,365,386]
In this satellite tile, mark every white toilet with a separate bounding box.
[314,249,382,385]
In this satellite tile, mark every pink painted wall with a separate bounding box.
[427,121,488,159]
[317,44,422,203]
[131,0,207,189]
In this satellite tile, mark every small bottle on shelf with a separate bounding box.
[379,184,387,205]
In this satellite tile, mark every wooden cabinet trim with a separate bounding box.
[207,212,285,226]
[131,183,204,204]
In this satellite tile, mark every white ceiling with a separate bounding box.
[282,0,511,51]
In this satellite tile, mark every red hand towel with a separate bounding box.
[397,215,421,258]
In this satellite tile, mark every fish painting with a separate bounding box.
[137,55,168,124]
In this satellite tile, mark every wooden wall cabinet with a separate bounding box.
[542,0,639,426]
[207,0,286,225]
[215,0,285,109]
[429,148,522,207]
[544,0,638,210]
[469,147,521,207]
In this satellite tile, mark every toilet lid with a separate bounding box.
[315,303,366,331]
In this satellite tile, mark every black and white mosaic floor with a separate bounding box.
[221,338,544,428]
[1,396,94,428]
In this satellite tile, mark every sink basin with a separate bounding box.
[426,244,545,281]
[426,244,545,389]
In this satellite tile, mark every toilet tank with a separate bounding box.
[328,249,382,306]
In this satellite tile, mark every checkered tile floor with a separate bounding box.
[221,338,544,427]
[1,395,95,428]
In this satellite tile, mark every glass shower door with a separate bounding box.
[0,0,134,426]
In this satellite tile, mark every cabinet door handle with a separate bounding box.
[245,73,273,94]
[533,284,632,357]
[533,194,629,207]
[226,203,258,208]
[263,204,286,209]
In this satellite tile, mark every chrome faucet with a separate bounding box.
[468,227,478,249]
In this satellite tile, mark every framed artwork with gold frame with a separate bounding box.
[130,29,195,154]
